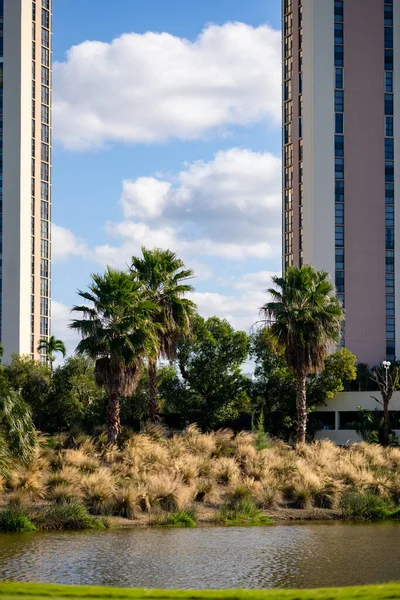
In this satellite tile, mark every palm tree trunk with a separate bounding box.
[148,359,158,423]
[295,373,307,445]
[107,391,121,445]
[383,396,390,446]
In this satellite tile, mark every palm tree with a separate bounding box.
[37,335,67,374]
[261,265,344,445]
[0,389,36,475]
[130,248,196,422]
[69,267,159,444]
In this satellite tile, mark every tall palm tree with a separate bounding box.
[69,267,159,444]
[130,248,196,422]
[261,265,344,445]
[37,336,67,374]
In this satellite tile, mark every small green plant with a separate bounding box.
[152,508,197,528]
[253,413,270,451]
[219,500,272,526]
[0,508,36,532]
[31,502,104,530]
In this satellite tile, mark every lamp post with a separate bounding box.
[382,360,391,390]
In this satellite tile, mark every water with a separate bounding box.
[0,523,399,589]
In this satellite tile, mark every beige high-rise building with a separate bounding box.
[282,0,400,367]
[2,0,52,363]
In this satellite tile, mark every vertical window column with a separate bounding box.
[334,0,345,347]
[298,0,303,266]
[384,0,395,360]
[30,0,36,359]
[283,0,294,268]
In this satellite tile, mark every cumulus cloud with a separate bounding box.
[53,22,281,150]
[52,224,88,261]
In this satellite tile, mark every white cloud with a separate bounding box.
[52,224,88,261]
[53,22,281,150]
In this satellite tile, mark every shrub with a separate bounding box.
[341,491,394,520]
[219,500,272,526]
[0,508,36,532]
[152,508,197,528]
[113,485,138,519]
[47,483,83,504]
[30,503,104,530]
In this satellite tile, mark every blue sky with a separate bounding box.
[51,0,282,352]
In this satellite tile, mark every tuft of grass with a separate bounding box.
[147,474,194,512]
[113,485,138,520]
[152,508,197,528]
[340,491,397,520]
[219,500,272,526]
[0,508,36,532]
[30,502,104,530]
[81,470,115,515]
[47,483,83,505]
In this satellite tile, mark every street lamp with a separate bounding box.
[383,360,391,388]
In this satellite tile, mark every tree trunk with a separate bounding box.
[295,373,307,445]
[383,396,390,446]
[107,391,121,445]
[148,359,159,423]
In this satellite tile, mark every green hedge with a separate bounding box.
[0,582,400,600]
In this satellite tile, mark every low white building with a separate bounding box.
[312,391,400,444]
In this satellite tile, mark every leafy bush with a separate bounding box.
[0,508,36,532]
[341,491,394,520]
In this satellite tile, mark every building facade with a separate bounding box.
[282,0,400,367]
[2,0,52,363]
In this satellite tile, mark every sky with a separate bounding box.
[50,0,282,354]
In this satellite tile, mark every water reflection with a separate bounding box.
[0,523,399,589]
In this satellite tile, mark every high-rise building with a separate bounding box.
[282,0,399,367]
[2,0,52,363]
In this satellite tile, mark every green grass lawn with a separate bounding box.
[0,582,399,600]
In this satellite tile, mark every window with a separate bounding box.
[386,183,394,204]
[335,157,344,179]
[298,116,302,138]
[41,47,49,67]
[335,226,344,247]
[41,85,49,105]
[335,90,344,112]
[41,123,49,142]
[299,73,302,94]
[385,116,394,137]
[32,22,35,41]
[386,273,395,294]
[284,79,292,102]
[40,297,49,317]
[335,68,344,90]
[41,162,49,182]
[31,177,35,196]
[32,80,36,99]
[334,23,343,44]
[40,259,49,278]
[386,296,395,317]
[335,248,344,269]
[386,318,395,337]
[32,60,35,79]
[335,271,344,293]
[387,343,396,361]
[339,412,361,430]
[386,228,395,250]
[385,138,394,160]
[32,41,36,60]
[335,180,344,203]
[385,49,394,71]
[41,66,49,85]
[40,201,49,220]
[40,220,49,239]
[385,71,393,93]
[40,316,49,336]
[41,143,49,162]
[40,277,49,296]
[31,216,35,236]
[335,135,344,157]
[41,8,49,28]
[334,45,344,67]
[284,190,292,210]
[385,93,393,115]
[386,205,394,227]
[41,27,49,48]
[386,160,394,182]
[41,104,49,124]
[385,27,393,49]
[42,0,50,9]
[31,158,35,177]
[41,181,49,200]
[284,123,292,145]
[384,5,393,27]
[386,250,395,272]
[285,233,293,255]
[335,203,344,225]
[334,0,343,22]
[32,2,36,21]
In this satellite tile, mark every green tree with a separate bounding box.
[260,265,344,445]
[130,247,196,422]
[167,316,250,429]
[370,362,400,446]
[70,268,159,444]
[37,335,67,374]
[0,389,36,475]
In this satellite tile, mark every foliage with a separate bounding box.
[0,508,36,532]
[351,406,382,444]
[152,509,197,528]
[260,265,344,445]
[37,336,67,374]
[70,267,159,443]
[130,247,196,422]
[340,491,397,520]
[219,500,272,526]
[0,390,36,474]
[30,502,104,530]
[163,316,251,429]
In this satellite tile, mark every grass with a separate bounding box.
[3,430,400,528]
[0,508,36,532]
[219,500,272,526]
[2,582,400,600]
[152,509,197,528]
[28,503,104,531]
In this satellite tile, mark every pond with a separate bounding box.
[0,522,399,590]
